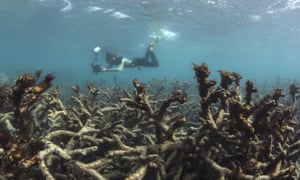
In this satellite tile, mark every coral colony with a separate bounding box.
[0,63,300,179]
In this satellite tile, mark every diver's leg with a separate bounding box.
[134,38,161,67]
[147,50,159,67]
[135,47,159,67]
[146,45,159,67]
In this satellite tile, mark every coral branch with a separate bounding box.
[1,63,299,179]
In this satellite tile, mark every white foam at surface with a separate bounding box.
[284,0,300,10]
[111,11,132,20]
[103,9,114,14]
[249,15,262,21]
[149,28,178,41]
[60,0,72,12]
[168,7,174,12]
[207,0,216,5]
[267,0,300,13]
[160,28,178,40]
[266,10,274,14]
[86,6,102,12]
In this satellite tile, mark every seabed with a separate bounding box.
[0,63,300,180]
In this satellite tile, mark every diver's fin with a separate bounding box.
[149,36,164,47]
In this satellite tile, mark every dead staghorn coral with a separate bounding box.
[0,71,54,178]
[0,84,9,110]
[119,79,188,145]
[290,83,300,105]
[0,63,300,179]
[11,71,54,135]
[192,63,300,179]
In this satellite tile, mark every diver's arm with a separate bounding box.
[100,58,132,72]
[100,66,123,72]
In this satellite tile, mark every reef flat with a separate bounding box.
[0,63,300,180]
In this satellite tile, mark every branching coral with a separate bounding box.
[0,84,9,110]
[0,71,54,177]
[0,63,299,179]
[290,83,300,105]
[120,79,187,143]
[193,63,300,179]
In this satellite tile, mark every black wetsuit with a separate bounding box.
[129,49,159,67]
[91,48,159,73]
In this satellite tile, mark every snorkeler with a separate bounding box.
[91,37,162,73]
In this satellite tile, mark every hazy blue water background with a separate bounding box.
[0,0,300,90]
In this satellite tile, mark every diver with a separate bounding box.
[91,37,162,73]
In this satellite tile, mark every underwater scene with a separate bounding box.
[1,0,300,179]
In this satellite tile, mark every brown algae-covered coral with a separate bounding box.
[0,64,299,180]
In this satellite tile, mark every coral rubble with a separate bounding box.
[0,63,300,180]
